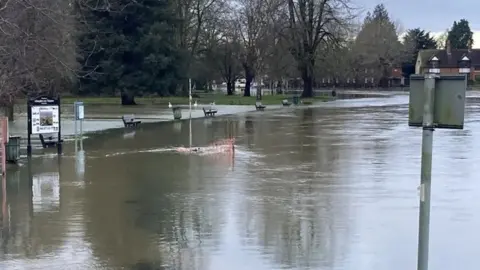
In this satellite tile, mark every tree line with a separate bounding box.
[0,0,475,107]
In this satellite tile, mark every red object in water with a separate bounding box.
[175,137,235,154]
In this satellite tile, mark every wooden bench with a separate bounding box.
[122,114,141,127]
[282,99,291,106]
[203,106,217,117]
[39,133,63,149]
[255,101,266,111]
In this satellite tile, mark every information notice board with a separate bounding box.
[31,105,60,134]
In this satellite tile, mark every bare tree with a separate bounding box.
[210,21,243,95]
[0,0,76,119]
[174,0,225,94]
[285,0,354,97]
[234,0,273,96]
[263,34,297,93]
[192,0,228,91]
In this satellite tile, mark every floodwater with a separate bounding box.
[1,95,480,270]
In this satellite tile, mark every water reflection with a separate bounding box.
[173,121,182,133]
[0,96,479,269]
[75,138,86,181]
[123,130,136,139]
[32,172,60,213]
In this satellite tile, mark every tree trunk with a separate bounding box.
[300,57,315,98]
[227,81,234,95]
[243,67,254,97]
[182,79,189,96]
[276,80,282,94]
[5,105,14,121]
[208,81,213,92]
[301,72,314,98]
[168,83,176,96]
[121,91,136,105]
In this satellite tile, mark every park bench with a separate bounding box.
[203,106,217,117]
[282,99,291,106]
[39,133,63,149]
[122,114,141,127]
[255,101,266,111]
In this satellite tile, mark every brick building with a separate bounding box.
[415,40,479,82]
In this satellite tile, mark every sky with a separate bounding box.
[360,0,480,48]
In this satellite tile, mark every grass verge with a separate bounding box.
[56,94,330,106]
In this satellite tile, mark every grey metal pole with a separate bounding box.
[417,73,436,270]
[74,102,78,148]
[74,117,78,153]
[74,116,78,140]
[189,78,192,119]
[189,78,192,148]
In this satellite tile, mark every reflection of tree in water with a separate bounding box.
[135,154,231,269]
[238,108,353,269]
[83,154,163,268]
[244,115,260,148]
[84,152,228,269]
[295,108,317,164]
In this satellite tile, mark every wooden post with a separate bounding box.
[0,117,8,175]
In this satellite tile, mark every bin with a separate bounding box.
[6,136,21,164]
[172,106,182,120]
[292,96,299,105]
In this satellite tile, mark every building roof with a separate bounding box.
[418,49,480,68]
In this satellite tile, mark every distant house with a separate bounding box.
[314,67,403,89]
[415,40,479,82]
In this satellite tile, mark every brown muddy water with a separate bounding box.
[0,95,479,270]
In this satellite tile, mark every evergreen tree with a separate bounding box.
[403,28,437,64]
[447,19,473,49]
[355,4,401,87]
[76,0,182,105]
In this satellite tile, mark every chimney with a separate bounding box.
[468,40,472,52]
[446,40,451,55]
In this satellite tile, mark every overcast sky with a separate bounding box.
[359,0,480,32]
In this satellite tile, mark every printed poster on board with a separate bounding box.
[31,105,60,134]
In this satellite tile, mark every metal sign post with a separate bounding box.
[409,73,466,270]
[189,78,192,149]
[74,101,84,148]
